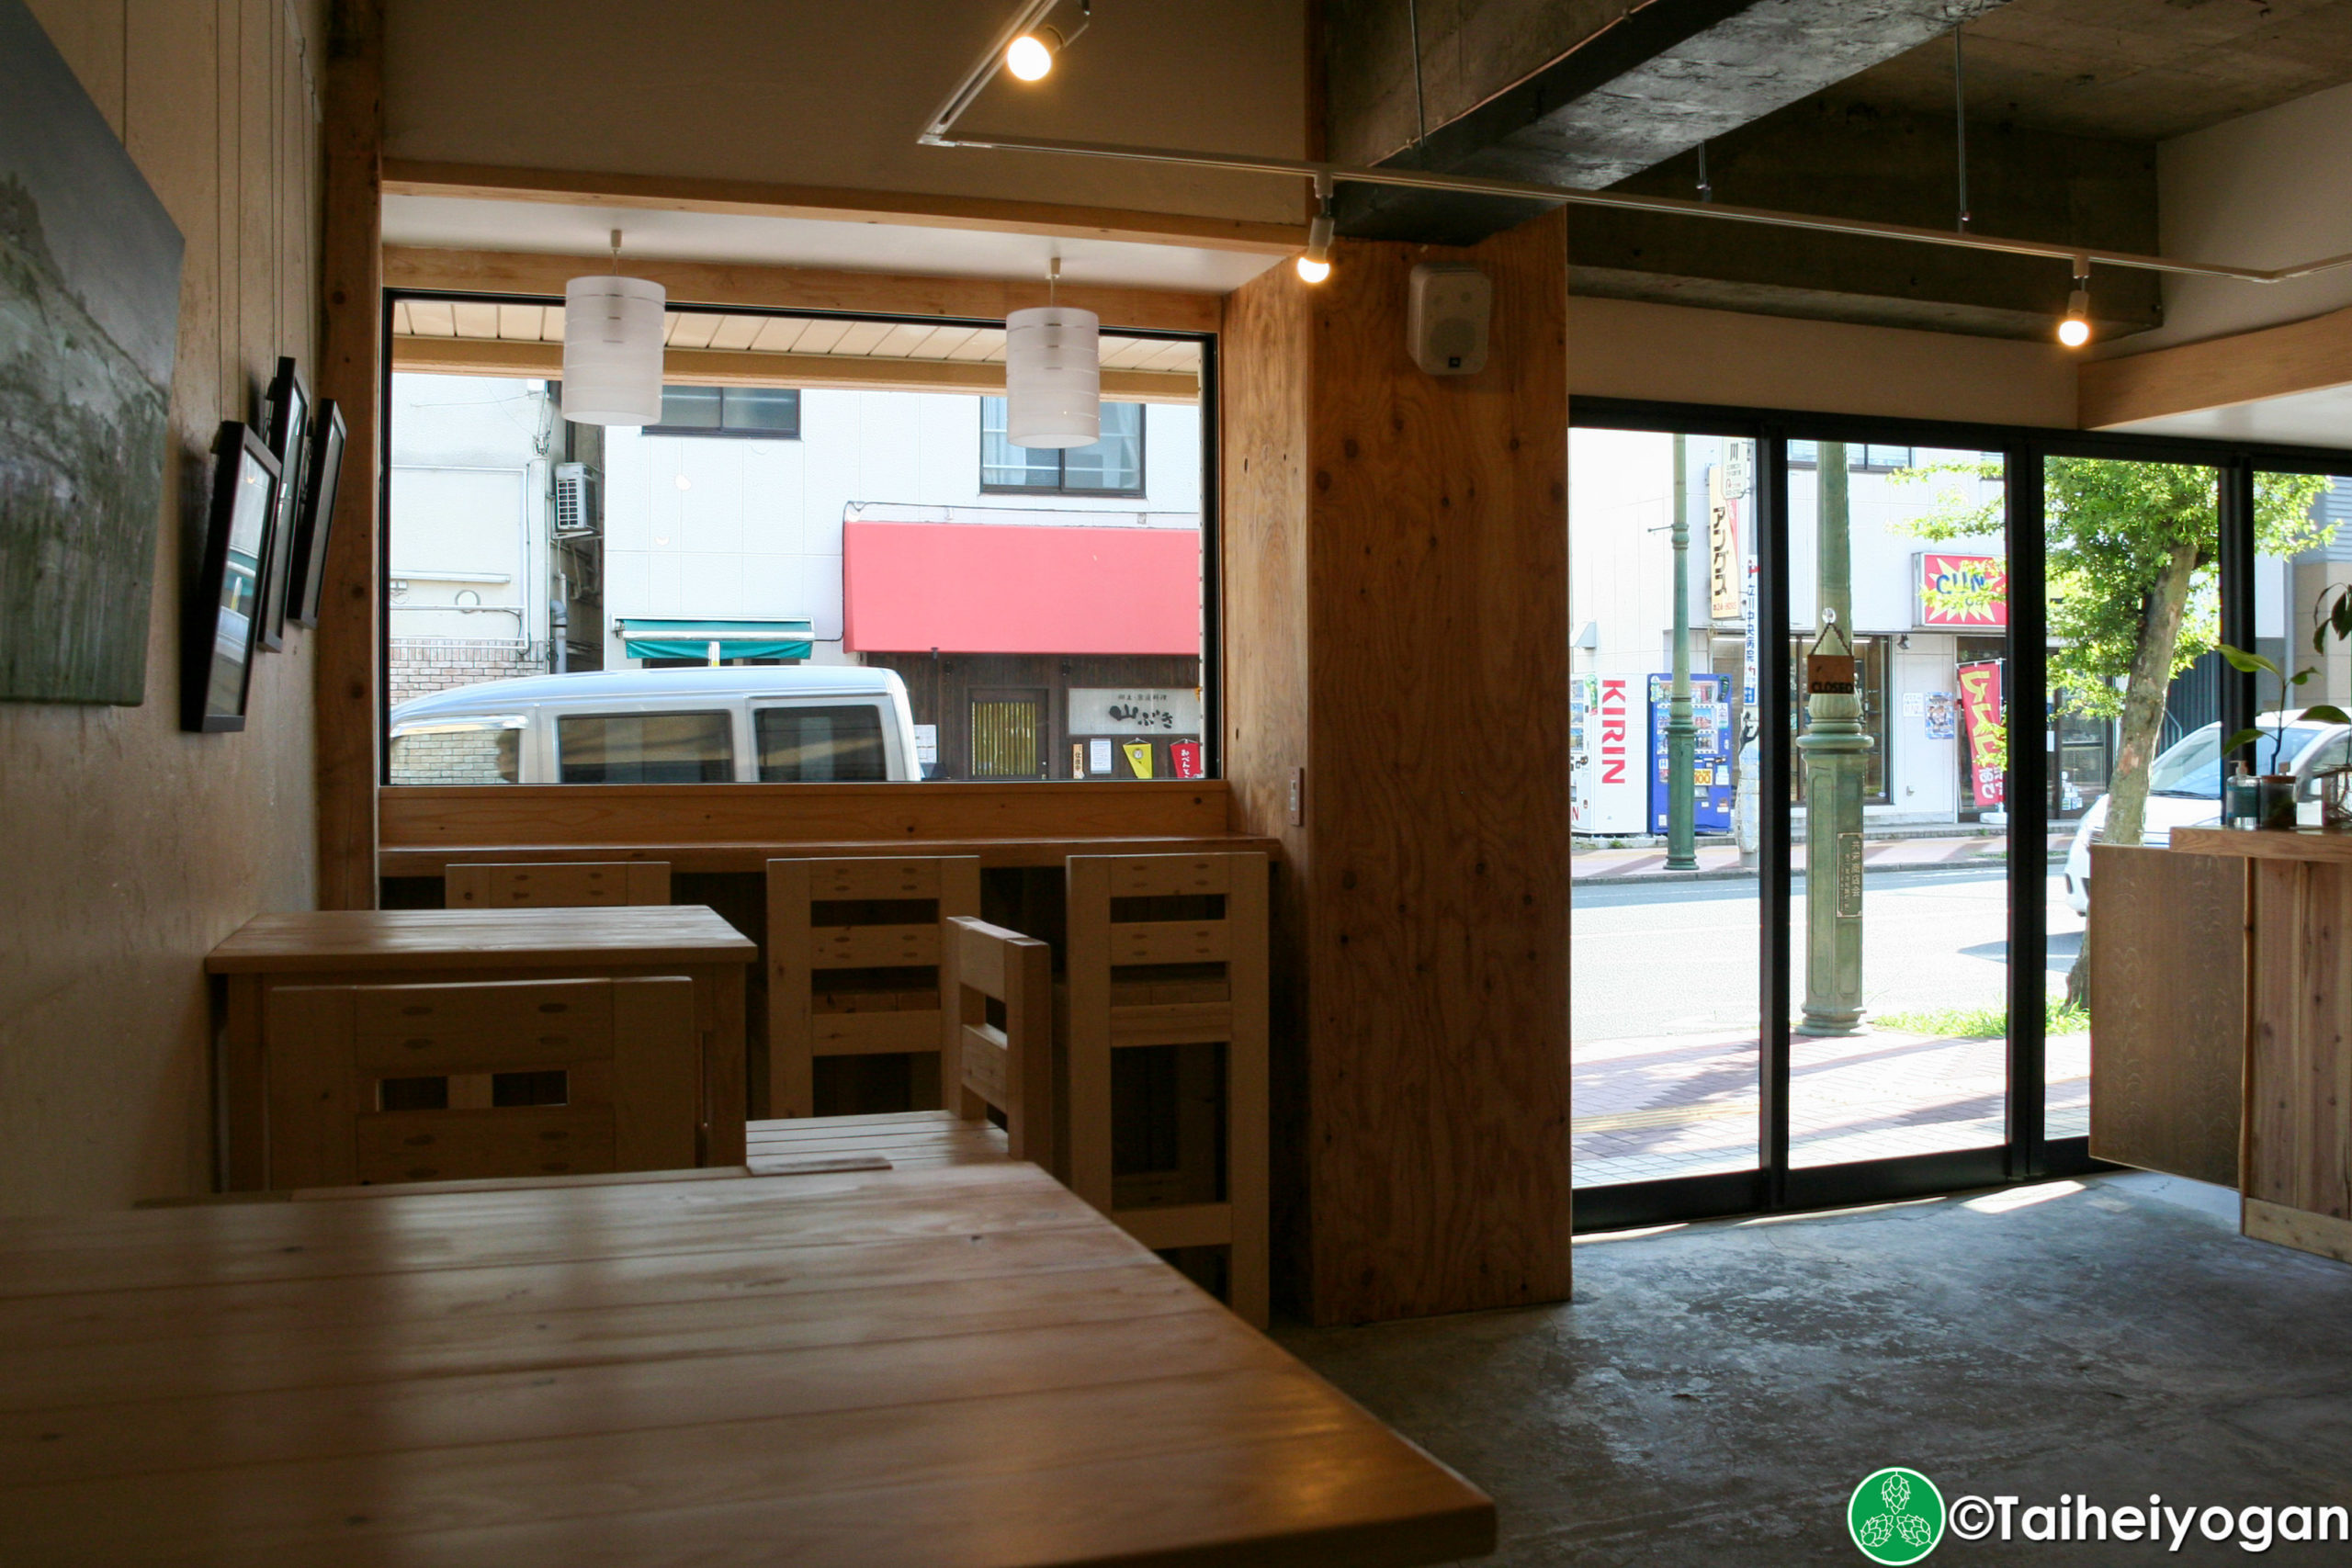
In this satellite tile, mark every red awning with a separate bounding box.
[842,521,1201,655]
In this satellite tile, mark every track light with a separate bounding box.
[1005,2,1088,83]
[2057,258,2092,348]
[1007,30,1058,79]
[1296,175,1335,284]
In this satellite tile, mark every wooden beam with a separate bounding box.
[314,0,383,911]
[381,160,1305,258]
[2080,302,2352,428]
[384,247,1224,336]
[388,337,1201,404]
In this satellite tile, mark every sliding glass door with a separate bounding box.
[1569,404,2352,1228]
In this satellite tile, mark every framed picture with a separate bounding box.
[182,423,280,734]
[286,399,345,627]
[0,0,185,704]
[255,355,309,650]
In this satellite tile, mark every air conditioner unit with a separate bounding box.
[553,462,601,537]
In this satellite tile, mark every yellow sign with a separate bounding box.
[1124,741,1156,780]
[1708,467,1742,621]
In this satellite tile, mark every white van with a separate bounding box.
[389,667,924,785]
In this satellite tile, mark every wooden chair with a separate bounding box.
[744,915,1053,1171]
[765,855,980,1119]
[1064,852,1270,1326]
[446,861,671,908]
[260,975,700,1188]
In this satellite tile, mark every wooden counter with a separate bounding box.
[378,780,1282,877]
[0,1161,1496,1566]
[2170,826,2352,1264]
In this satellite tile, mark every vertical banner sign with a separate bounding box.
[1168,740,1204,779]
[1957,660,2006,807]
[1123,740,1156,780]
[1709,467,1742,620]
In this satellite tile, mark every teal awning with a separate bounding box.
[619,617,814,661]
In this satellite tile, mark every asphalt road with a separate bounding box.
[1570,864,2081,1044]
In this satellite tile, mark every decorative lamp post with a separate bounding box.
[1798,442,1872,1036]
[1667,436,1698,870]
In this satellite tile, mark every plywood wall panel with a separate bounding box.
[1222,214,1574,1325]
[0,0,323,1213]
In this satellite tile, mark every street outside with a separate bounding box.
[1572,862,2089,1187]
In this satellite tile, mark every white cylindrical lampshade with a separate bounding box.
[562,275,667,426]
[1004,305,1100,448]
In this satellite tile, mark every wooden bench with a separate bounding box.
[446,859,672,907]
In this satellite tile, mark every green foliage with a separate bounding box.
[1897,458,2329,721]
[1873,997,2092,1039]
[2214,643,2352,761]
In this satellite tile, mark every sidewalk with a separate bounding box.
[1572,830,2074,884]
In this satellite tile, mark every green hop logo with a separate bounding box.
[1847,1468,1944,1563]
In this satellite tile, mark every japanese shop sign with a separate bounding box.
[1068,688,1202,736]
[1957,660,2006,807]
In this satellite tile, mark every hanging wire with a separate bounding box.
[1954,28,1971,231]
[1407,0,1428,160]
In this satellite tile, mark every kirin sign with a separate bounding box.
[1916,553,2007,628]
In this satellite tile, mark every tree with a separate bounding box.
[1903,458,2327,849]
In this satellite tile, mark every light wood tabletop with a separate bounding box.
[0,1160,1496,1566]
[204,905,759,972]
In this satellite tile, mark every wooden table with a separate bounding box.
[0,1161,1496,1566]
[206,907,759,1186]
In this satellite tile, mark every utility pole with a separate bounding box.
[1798,442,1872,1036]
[1668,436,1698,869]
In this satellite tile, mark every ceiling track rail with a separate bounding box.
[921,12,2352,289]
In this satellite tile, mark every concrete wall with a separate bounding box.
[1,0,325,1212]
[1570,295,2080,429]
[381,0,1307,226]
[2121,80,2352,355]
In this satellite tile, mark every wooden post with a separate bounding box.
[312,0,383,910]
[1220,213,1573,1325]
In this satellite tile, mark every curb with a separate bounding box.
[1574,852,2069,887]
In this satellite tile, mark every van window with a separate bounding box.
[558,712,734,783]
[388,719,520,784]
[757,705,888,782]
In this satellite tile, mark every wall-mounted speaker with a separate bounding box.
[1408,263,1491,376]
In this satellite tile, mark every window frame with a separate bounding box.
[978,397,1148,497]
[640,385,803,441]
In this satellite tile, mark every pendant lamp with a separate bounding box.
[1004,258,1100,448]
[562,230,666,426]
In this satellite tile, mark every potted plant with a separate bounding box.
[2215,642,2350,828]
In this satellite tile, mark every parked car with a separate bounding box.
[2063,712,2352,914]
[389,666,924,785]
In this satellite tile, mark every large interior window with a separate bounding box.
[380,298,1212,785]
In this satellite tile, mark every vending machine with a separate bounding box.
[1647,673,1735,834]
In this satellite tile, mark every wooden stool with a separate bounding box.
[260,975,700,1187]
[1064,852,1270,1326]
[446,861,671,908]
[765,856,981,1119]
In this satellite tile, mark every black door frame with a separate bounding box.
[1570,396,2352,1231]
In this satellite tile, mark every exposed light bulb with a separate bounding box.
[1296,207,1335,285]
[1007,31,1057,80]
[2057,261,2093,348]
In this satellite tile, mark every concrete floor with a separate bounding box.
[1281,1173,2352,1565]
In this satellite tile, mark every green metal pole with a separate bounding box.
[1667,437,1697,869]
[1798,442,1872,1036]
